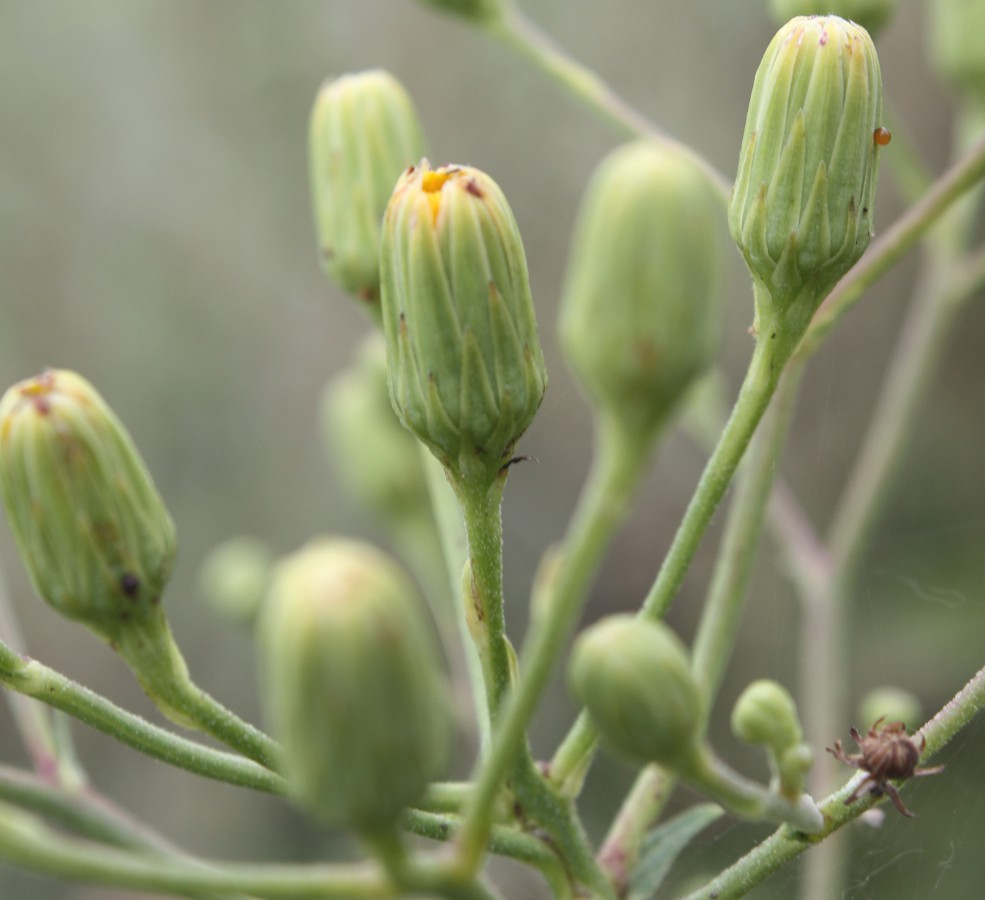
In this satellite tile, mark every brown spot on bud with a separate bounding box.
[120,572,140,599]
[873,127,892,146]
[465,178,483,198]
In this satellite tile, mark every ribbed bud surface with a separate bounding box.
[380,161,547,484]
[259,538,451,831]
[559,140,727,436]
[310,70,427,309]
[0,369,175,643]
[729,16,884,314]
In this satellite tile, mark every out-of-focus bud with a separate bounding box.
[729,16,884,332]
[310,70,427,318]
[859,686,923,731]
[321,334,431,520]
[732,680,812,799]
[558,141,727,438]
[380,161,547,487]
[198,536,273,627]
[569,615,703,768]
[417,0,505,23]
[930,0,985,104]
[258,538,452,832]
[731,679,803,751]
[0,370,176,644]
[769,0,900,37]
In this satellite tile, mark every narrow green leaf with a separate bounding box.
[627,803,723,900]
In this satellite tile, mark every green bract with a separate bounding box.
[729,15,884,332]
[0,369,176,644]
[768,0,900,37]
[930,0,985,102]
[569,615,703,768]
[309,70,427,315]
[258,538,452,831]
[380,161,547,487]
[559,140,727,437]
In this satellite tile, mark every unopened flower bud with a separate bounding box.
[380,161,547,486]
[731,680,803,751]
[198,537,273,626]
[416,0,505,23]
[859,686,922,731]
[259,538,451,831]
[559,141,727,437]
[730,16,884,329]
[0,370,176,644]
[569,615,703,767]
[769,0,900,37]
[310,70,427,317]
[930,0,985,104]
[732,680,810,799]
[321,335,431,520]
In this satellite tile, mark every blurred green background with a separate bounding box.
[1,1,983,897]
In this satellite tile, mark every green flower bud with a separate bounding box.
[858,686,923,731]
[569,615,703,767]
[310,70,427,316]
[768,0,900,37]
[380,161,547,486]
[732,680,812,799]
[198,536,273,626]
[258,538,452,831]
[416,0,505,23]
[558,141,727,437]
[321,334,431,520]
[729,16,884,331]
[0,370,176,644]
[930,0,985,103]
[731,679,803,751]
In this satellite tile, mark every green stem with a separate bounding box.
[552,325,793,788]
[484,5,731,198]
[599,386,802,886]
[450,474,511,725]
[682,662,985,900]
[0,643,284,794]
[679,747,822,834]
[0,801,391,898]
[114,612,279,770]
[421,448,491,751]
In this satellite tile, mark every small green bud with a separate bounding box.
[768,0,900,37]
[558,141,727,437]
[380,161,547,486]
[729,16,884,328]
[259,538,452,831]
[0,370,176,644]
[416,0,505,23]
[310,70,427,316]
[198,537,273,626]
[731,680,803,751]
[569,615,703,767]
[859,686,923,731]
[321,334,431,520]
[930,0,985,103]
